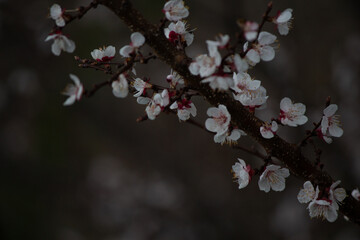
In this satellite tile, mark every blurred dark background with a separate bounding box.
[1,0,360,239]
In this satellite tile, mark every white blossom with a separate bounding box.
[62,74,83,106]
[258,165,290,192]
[50,4,65,27]
[45,32,75,56]
[146,99,161,120]
[245,31,277,65]
[243,21,259,41]
[232,159,253,189]
[120,32,145,57]
[164,21,194,46]
[231,72,261,93]
[320,104,343,142]
[170,99,197,121]
[91,45,116,62]
[351,189,360,201]
[279,97,308,127]
[153,89,170,108]
[214,129,246,145]
[189,42,221,78]
[308,187,338,222]
[297,181,316,204]
[206,34,230,49]
[260,121,278,139]
[233,86,268,110]
[112,74,128,98]
[201,75,233,91]
[273,8,293,36]
[166,70,184,88]
[163,0,189,22]
[133,78,152,97]
[329,180,346,210]
[205,104,231,136]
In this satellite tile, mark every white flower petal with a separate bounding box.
[324,104,338,117]
[131,32,145,47]
[277,9,293,23]
[260,45,275,61]
[258,31,277,45]
[120,45,134,57]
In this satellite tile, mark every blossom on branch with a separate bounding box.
[319,104,343,143]
[297,181,316,203]
[206,34,230,49]
[112,74,129,98]
[214,128,246,145]
[298,180,346,222]
[245,31,277,66]
[146,99,161,120]
[205,104,231,137]
[260,121,278,139]
[50,4,65,27]
[231,72,261,93]
[233,86,268,111]
[189,42,221,78]
[243,21,259,41]
[232,159,254,189]
[62,74,83,106]
[163,0,189,22]
[120,32,145,57]
[170,99,197,121]
[91,45,116,62]
[153,89,170,109]
[133,78,152,97]
[273,8,293,36]
[45,32,75,56]
[308,187,338,222]
[164,20,194,46]
[201,75,233,91]
[166,70,184,88]
[279,97,308,127]
[258,165,290,192]
[329,180,347,211]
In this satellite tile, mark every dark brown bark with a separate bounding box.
[99,0,360,224]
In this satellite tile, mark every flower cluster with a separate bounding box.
[297,181,346,222]
[163,0,192,47]
[232,161,290,193]
[46,0,354,224]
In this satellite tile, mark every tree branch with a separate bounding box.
[98,0,360,224]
